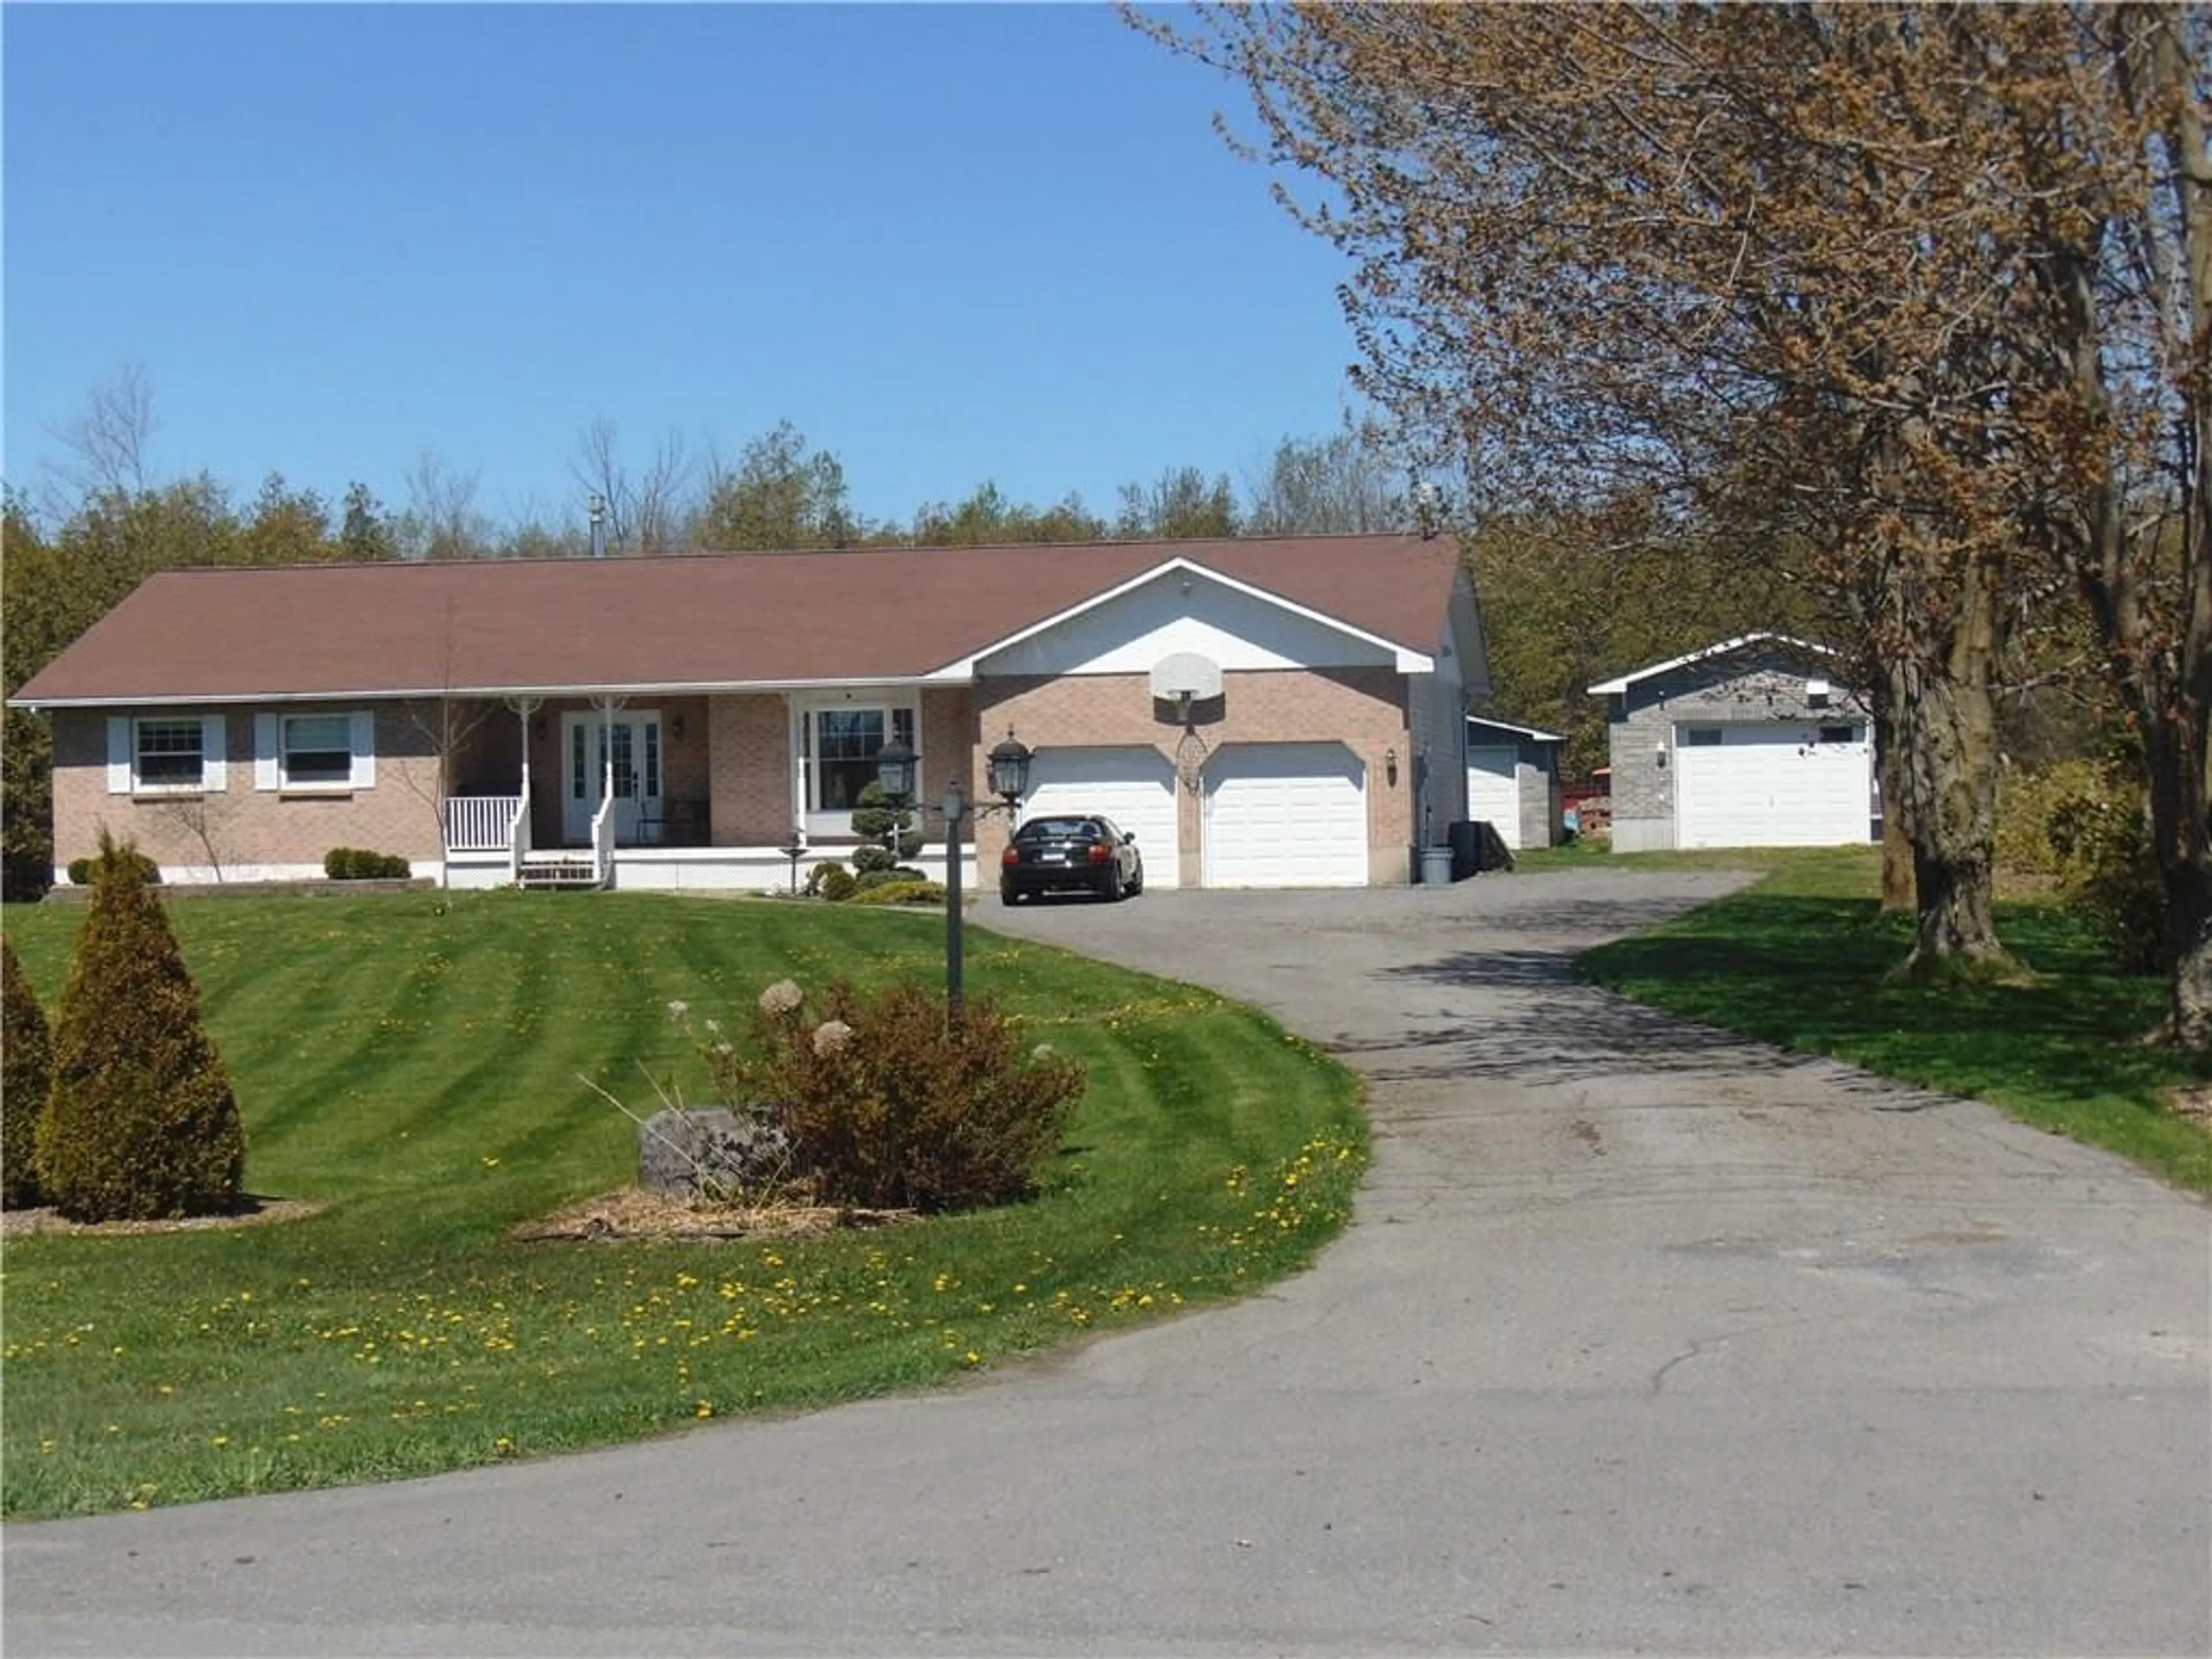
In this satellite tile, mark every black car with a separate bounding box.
[999,814,1145,903]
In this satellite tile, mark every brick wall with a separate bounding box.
[51,703,446,878]
[973,667,1411,884]
[705,694,793,846]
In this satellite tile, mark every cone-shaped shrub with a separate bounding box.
[36,832,244,1221]
[2,935,54,1208]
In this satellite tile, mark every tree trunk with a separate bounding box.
[1873,698,1914,912]
[2164,855,2212,1050]
[1887,555,2012,974]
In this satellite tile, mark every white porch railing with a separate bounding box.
[590,774,616,887]
[445,795,522,853]
[506,794,532,884]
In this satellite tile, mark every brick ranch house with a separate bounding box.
[14,533,1488,892]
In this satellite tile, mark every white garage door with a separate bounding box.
[1020,745,1180,888]
[1675,722,1872,848]
[1203,743,1368,888]
[1467,747,1522,849]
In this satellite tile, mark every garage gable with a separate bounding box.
[954,562,1422,680]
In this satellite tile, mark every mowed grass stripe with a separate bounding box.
[1,890,1366,1517]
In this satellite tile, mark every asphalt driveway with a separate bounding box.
[6,870,2207,1656]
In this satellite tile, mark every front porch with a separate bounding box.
[432,688,979,892]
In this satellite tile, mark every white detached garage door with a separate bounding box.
[1466,747,1522,849]
[1675,722,1872,848]
[1021,745,1180,888]
[1203,743,1367,888]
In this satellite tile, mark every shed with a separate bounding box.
[1464,716,1565,850]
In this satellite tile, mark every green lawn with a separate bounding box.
[1,891,1365,1518]
[1573,847,2212,1192]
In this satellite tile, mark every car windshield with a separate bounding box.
[1017,818,1104,841]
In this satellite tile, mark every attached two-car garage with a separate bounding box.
[1020,741,1370,889]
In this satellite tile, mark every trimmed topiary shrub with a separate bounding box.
[809,865,858,903]
[847,879,947,907]
[721,977,1086,1213]
[66,851,159,888]
[324,847,412,880]
[852,781,924,863]
[2,936,53,1209]
[850,845,900,876]
[35,832,245,1221]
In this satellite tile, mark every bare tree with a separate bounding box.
[571,421,698,556]
[399,453,493,562]
[46,361,157,505]
[150,794,236,884]
[394,601,495,891]
[1243,422,1408,536]
[1138,3,2108,972]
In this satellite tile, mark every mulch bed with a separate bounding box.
[1,1194,324,1238]
[513,1186,915,1244]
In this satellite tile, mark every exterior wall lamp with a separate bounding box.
[1385,746,1399,787]
[876,729,1033,1015]
[1654,739,1669,768]
[670,712,685,741]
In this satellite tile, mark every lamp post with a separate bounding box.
[876,729,1031,1017]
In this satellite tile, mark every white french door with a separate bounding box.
[562,711,663,844]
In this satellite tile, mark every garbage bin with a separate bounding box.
[1447,819,1481,881]
[1418,844,1455,887]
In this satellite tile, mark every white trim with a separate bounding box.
[791,693,920,837]
[254,713,281,790]
[1587,633,1838,695]
[922,557,1433,681]
[349,710,377,789]
[107,717,131,794]
[1466,715,1565,743]
[120,713,217,796]
[14,675,951,712]
[200,715,228,792]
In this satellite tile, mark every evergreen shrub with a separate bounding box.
[848,878,945,906]
[35,833,245,1221]
[66,851,158,887]
[324,848,412,880]
[2,937,53,1207]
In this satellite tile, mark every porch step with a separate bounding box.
[517,855,604,891]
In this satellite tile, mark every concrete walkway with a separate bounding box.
[6,870,2207,1656]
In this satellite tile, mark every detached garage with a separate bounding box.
[1021,745,1181,888]
[1590,633,1877,854]
[1203,742,1368,887]
[1673,721,1872,849]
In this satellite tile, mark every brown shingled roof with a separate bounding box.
[13,534,1461,706]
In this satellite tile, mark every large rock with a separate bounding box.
[637,1107,790,1200]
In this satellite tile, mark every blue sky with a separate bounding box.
[3,3,1367,533]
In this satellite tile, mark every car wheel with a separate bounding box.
[1127,861,1143,896]
[1102,868,1123,903]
